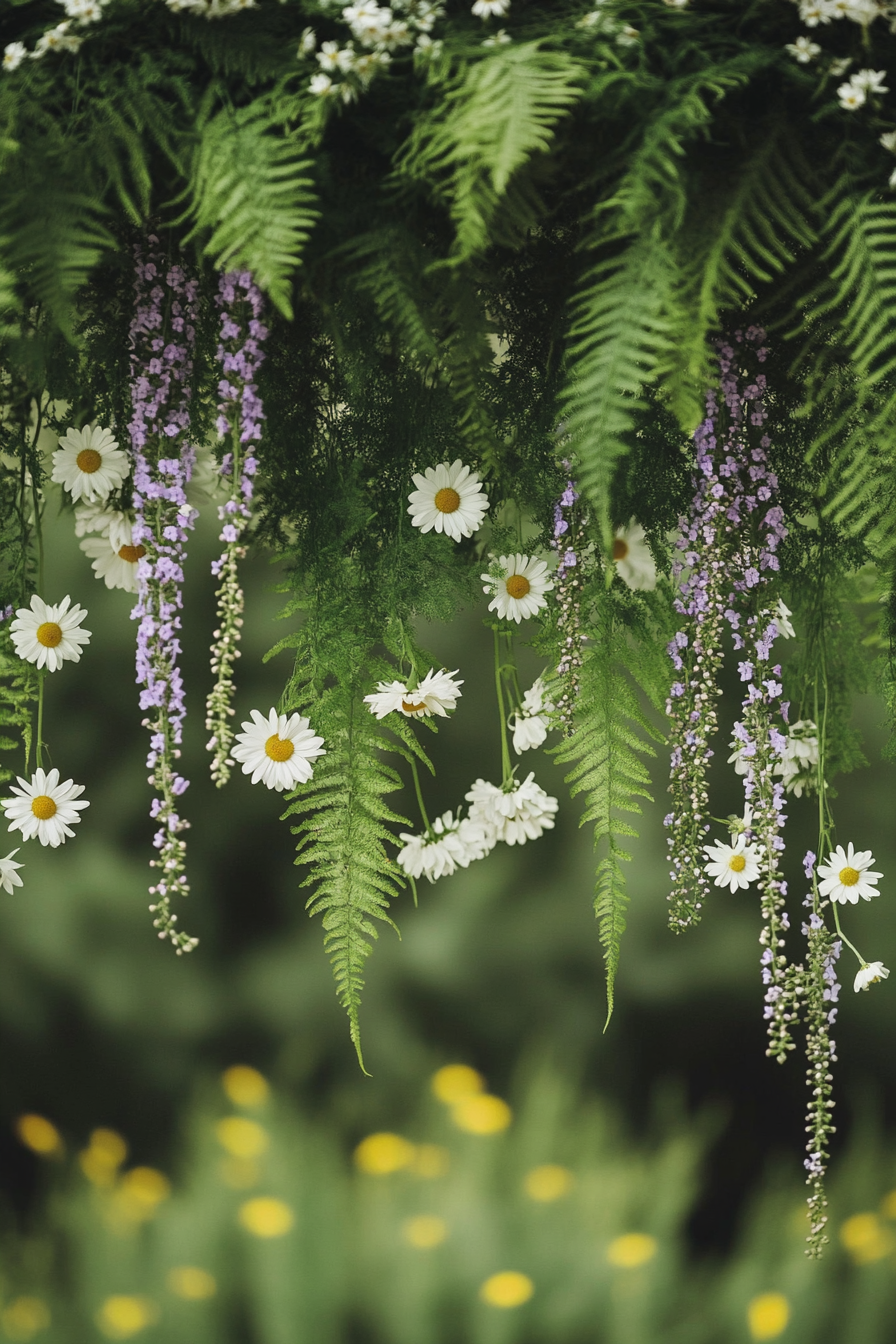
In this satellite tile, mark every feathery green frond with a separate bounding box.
[186,97,319,318]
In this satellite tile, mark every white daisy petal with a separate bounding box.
[407,459,489,541]
[10,594,91,673]
[363,669,463,720]
[481,553,554,623]
[817,842,882,904]
[81,526,146,593]
[0,848,23,894]
[854,961,889,992]
[702,834,762,893]
[51,425,131,504]
[612,519,657,591]
[230,707,326,792]
[1,768,89,848]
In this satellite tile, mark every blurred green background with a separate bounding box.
[2,470,896,1342]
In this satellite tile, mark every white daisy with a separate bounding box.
[855,961,889,992]
[785,36,821,61]
[481,554,554,623]
[10,595,91,673]
[74,504,135,550]
[0,849,23,894]
[363,668,462,720]
[851,67,889,93]
[3,42,28,71]
[465,772,558,846]
[776,719,819,796]
[838,81,866,109]
[51,425,131,504]
[612,520,657,591]
[799,0,832,23]
[397,811,493,884]
[772,599,796,638]
[2,768,89,847]
[817,842,882,904]
[81,532,146,593]
[407,460,489,542]
[702,834,762,893]
[231,708,326,791]
[510,677,554,754]
[471,0,510,16]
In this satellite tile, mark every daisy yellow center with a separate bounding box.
[839,866,860,886]
[264,734,294,762]
[31,795,57,820]
[401,700,427,714]
[728,854,746,872]
[76,448,102,474]
[612,538,629,561]
[36,622,63,648]
[118,544,146,563]
[505,575,530,599]
[434,487,461,514]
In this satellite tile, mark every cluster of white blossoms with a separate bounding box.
[466,772,558,845]
[51,425,148,593]
[231,709,326,791]
[575,7,643,44]
[163,0,257,15]
[397,810,492,883]
[837,66,888,109]
[797,0,881,26]
[510,677,554,753]
[2,0,112,72]
[302,0,445,103]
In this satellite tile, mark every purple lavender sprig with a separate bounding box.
[802,851,840,1258]
[128,236,199,955]
[664,328,784,931]
[551,467,588,734]
[205,270,268,787]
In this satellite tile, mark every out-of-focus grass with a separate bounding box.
[5,1060,896,1344]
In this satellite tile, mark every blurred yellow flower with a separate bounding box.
[15,1114,62,1157]
[220,1156,260,1189]
[747,1292,790,1341]
[839,1212,894,1263]
[167,1266,217,1300]
[479,1272,534,1308]
[238,1196,295,1238]
[354,1132,416,1175]
[606,1233,658,1269]
[413,1144,450,1179]
[80,1129,128,1187]
[401,1215,448,1248]
[881,1187,896,1219]
[452,1095,512,1135]
[216,1117,269,1159]
[1,1296,50,1341]
[524,1164,574,1202]
[95,1296,157,1339]
[222,1065,270,1108]
[109,1167,171,1227]
[431,1063,484,1104]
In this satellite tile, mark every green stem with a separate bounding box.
[494,629,513,788]
[35,673,44,772]
[831,901,866,966]
[409,755,432,837]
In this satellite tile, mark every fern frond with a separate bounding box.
[399,43,584,260]
[283,683,408,1068]
[186,96,319,318]
[560,228,674,544]
[552,592,666,1023]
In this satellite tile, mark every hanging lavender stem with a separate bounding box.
[205,271,268,787]
[802,850,840,1258]
[128,236,199,955]
[551,467,587,735]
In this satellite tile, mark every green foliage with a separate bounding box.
[553,584,669,1023]
[186,94,319,318]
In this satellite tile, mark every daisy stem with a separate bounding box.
[35,672,44,771]
[408,754,432,838]
[831,901,865,966]
[494,628,513,787]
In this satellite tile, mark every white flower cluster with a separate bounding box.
[797,0,881,26]
[575,7,642,45]
[302,0,445,103]
[728,718,820,795]
[3,0,112,72]
[510,676,554,753]
[163,0,257,14]
[397,810,492,883]
[836,66,888,109]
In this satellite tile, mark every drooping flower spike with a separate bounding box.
[551,470,587,735]
[10,594,91,672]
[407,459,489,541]
[231,708,326,792]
